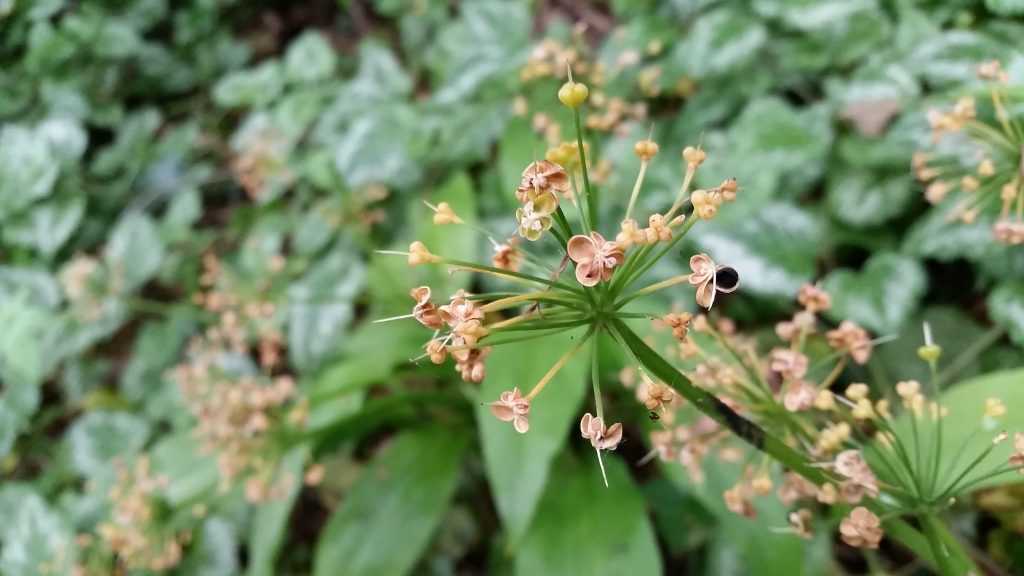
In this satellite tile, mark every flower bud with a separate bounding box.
[683,146,706,167]
[558,81,589,108]
[432,202,462,225]
[634,139,659,161]
[408,241,439,266]
[917,344,941,363]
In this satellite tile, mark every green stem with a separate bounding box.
[572,106,597,229]
[591,334,604,420]
[553,205,574,241]
[920,513,975,576]
[611,318,827,483]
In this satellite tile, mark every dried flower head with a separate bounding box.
[839,507,883,549]
[688,254,739,309]
[490,388,531,433]
[567,232,625,287]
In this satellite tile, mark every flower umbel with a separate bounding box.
[377,74,742,486]
[914,60,1024,245]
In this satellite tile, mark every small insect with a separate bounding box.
[648,411,660,421]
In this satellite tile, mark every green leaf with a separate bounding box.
[247,447,308,576]
[691,202,826,298]
[150,432,219,506]
[754,0,891,69]
[313,427,468,576]
[989,282,1024,347]
[65,410,149,479]
[103,211,165,291]
[476,330,588,547]
[0,488,74,576]
[213,61,284,108]
[333,104,426,190]
[823,252,927,334]
[700,98,833,201]
[427,0,530,104]
[904,207,1024,281]
[2,194,85,258]
[904,30,1014,86]
[0,125,58,219]
[184,517,239,576]
[284,32,337,84]
[515,454,661,576]
[414,171,478,296]
[287,245,366,372]
[663,458,825,576]
[986,0,1024,15]
[37,116,87,162]
[930,368,1024,491]
[672,6,766,78]
[826,168,913,227]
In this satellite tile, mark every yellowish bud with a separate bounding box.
[683,146,706,167]
[917,344,941,363]
[558,81,589,108]
[408,241,439,266]
[634,139,659,161]
[432,202,462,225]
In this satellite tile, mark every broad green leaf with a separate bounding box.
[672,6,766,78]
[103,211,165,291]
[904,30,1013,86]
[0,488,74,576]
[150,432,219,506]
[91,109,162,178]
[698,98,832,202]
[823,252,926,334]
[663,458,828,576]
[0,125,58,218]
[926,368,1024,491]
[476,329,588,547]
[427,0,530,104]
[2,194,85,258]
[0,266,62,308]
[414,171,478,296]
[691,202,826,298]
[754,0,890,69]
[247,447,308,576]
[0,296,52,447]
[37,116,87,162]
[313,427,468,576]
[183,517,239,576]
[515,454,661,576]
[332,105,425,189]
[989,282,1024,347]
[213,61,284,108]
[284,32,336,84]
[826,168,913,227]
[904,207,1024,282]
[287,244,366,372]
[986,0,1024,15]
[305,320,423,431]
[65,410,149,479]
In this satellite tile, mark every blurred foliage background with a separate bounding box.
[2,0,1024,574]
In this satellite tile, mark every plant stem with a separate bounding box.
[920,513,975,576]
[572,106,597,229]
